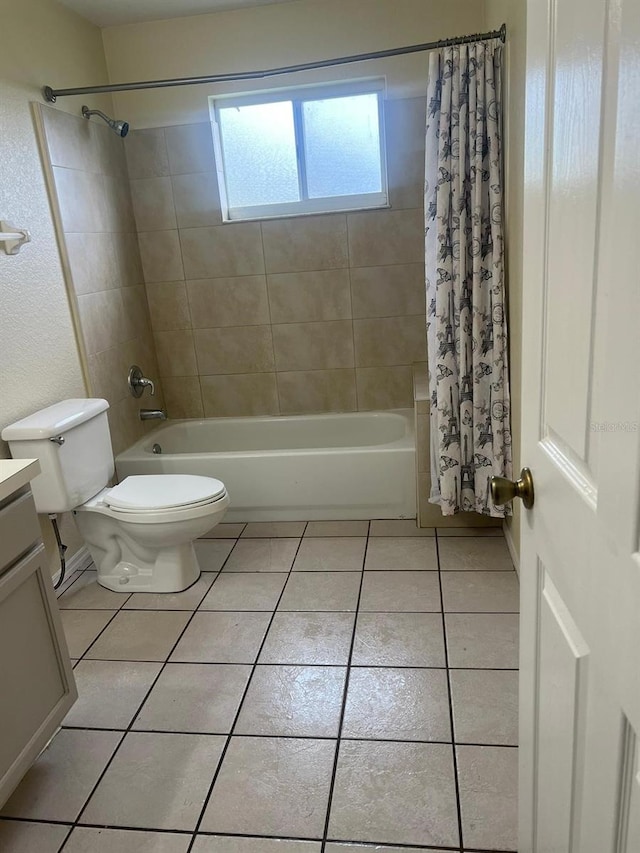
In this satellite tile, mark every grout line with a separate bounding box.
[435,528,466,852]
[184,522,310,852]
[319,522,369,853]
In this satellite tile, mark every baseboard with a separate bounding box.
[52,545,92,587]
[503,520,520,577]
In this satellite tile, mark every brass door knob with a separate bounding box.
[490,467,535,509]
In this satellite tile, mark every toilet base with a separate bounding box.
[88,540,201,593]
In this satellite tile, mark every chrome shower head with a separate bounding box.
[81,105,129,137]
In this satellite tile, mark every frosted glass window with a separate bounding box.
[303,94,383,198]
[212,82,387,220]
[218,101,299,207]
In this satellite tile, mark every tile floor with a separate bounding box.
[0,520,518,853]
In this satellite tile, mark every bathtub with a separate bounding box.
[115,409,416,522]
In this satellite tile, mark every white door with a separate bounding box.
[518,0,640,850]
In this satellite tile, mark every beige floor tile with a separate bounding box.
[436,526,504,537]
[64,660,163,729]
[451,669,519,745]
[171,612,271,663]
[0,729,121,822]
[60,609,116,657]
[279,572,361,611]
[235,665,346,737]
[54,569,84,597]
[241,521,307,538]
[293,537,366,571]
[342,667,451,742]
[123,574,216,610]
[0,820,70,852]
[326,846,451,853]
[194,539,236,570]
[441,572,519,612]
[85,611,191,661]
[328,740,459,847]
[63,827,191,852]
[352,613,445,667]
[200,736,335,838]
[200,573,288,611]
[223,538,300,572]
[192,838,321,852]
[134,663,251,732]
[369,519,435,537]
[201,522,246,538]
[259,612,355,665]
[82,731,226,830]
[457,744,518,851]
[58,571,130,609]
[359,571,441,612]
[438,537,514,571]
[364,537,438,570]
[305,521,369,537]
[446,613,520,669]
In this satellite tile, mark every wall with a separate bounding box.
[126,102,427,417]
[0,0,113,573]
[484,0,527,558]
[37,105,164,452]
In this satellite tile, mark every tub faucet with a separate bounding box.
[139,409,167,421]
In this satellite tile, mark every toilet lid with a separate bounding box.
[105,475,226,511]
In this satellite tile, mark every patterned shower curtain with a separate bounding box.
[424,40,512,517]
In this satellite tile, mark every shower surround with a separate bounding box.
[126,96,429,419]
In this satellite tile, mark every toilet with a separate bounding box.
[2,399,229,593]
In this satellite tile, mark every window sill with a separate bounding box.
[221,202,392,225]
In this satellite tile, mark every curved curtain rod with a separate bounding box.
[43,23,506,102]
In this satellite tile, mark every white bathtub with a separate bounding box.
[115,409,416,522]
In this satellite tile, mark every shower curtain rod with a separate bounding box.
[42,23,506,102]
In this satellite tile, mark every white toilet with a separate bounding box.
[2,399,229,593]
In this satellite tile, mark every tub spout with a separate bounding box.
[139,409,167,421]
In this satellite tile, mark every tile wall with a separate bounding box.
[126,97,428,418]
[39,106,164,455]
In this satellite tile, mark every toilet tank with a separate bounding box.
[1,399,114,514]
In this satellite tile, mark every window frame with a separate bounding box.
[210,78,389,222]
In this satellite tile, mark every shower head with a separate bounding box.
[81,105,129,137]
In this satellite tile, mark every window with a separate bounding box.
[211,80,388,221]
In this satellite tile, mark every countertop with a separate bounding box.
[0,459,41,503]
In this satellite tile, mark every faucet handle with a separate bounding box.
[128,365,155,398]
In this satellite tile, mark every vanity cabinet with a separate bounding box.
[0,460,77,807]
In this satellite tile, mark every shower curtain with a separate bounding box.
[424,40,512,517]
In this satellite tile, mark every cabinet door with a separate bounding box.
[0,544,77,807]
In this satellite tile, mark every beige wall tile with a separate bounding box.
[348,208,424,267]
[87,346,127,406]
[138,230,184,282]
[155,330,198,376]
[102,176,136,233]
[66,232,119,295]
[385,97,427,210]
[130,177,176,231]
[354,316,426,367]
[262,215,348,273]
[172,172,222,228]
[165,123,216,174]
[181,223,264,279]
[95,124,129,180]
[267,270,352,323]
[187,276,269,328]
[273,320,354,371]
[416,412,430,473]
[146,281,192,330]
[201,373,279,417]
[121,336,159,384]
[125,129,169,179]
[120,284,152,342]
[278,369,357,414]
[356,366,414,410]
[350,263,425,318]
[77,290,124,355]
[195,326,275,375]
[162,377,204,419]
[117,232,144,286]
[42,107,100,174]
[54,167,107,233]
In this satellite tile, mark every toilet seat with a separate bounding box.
[105,474,226,512]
